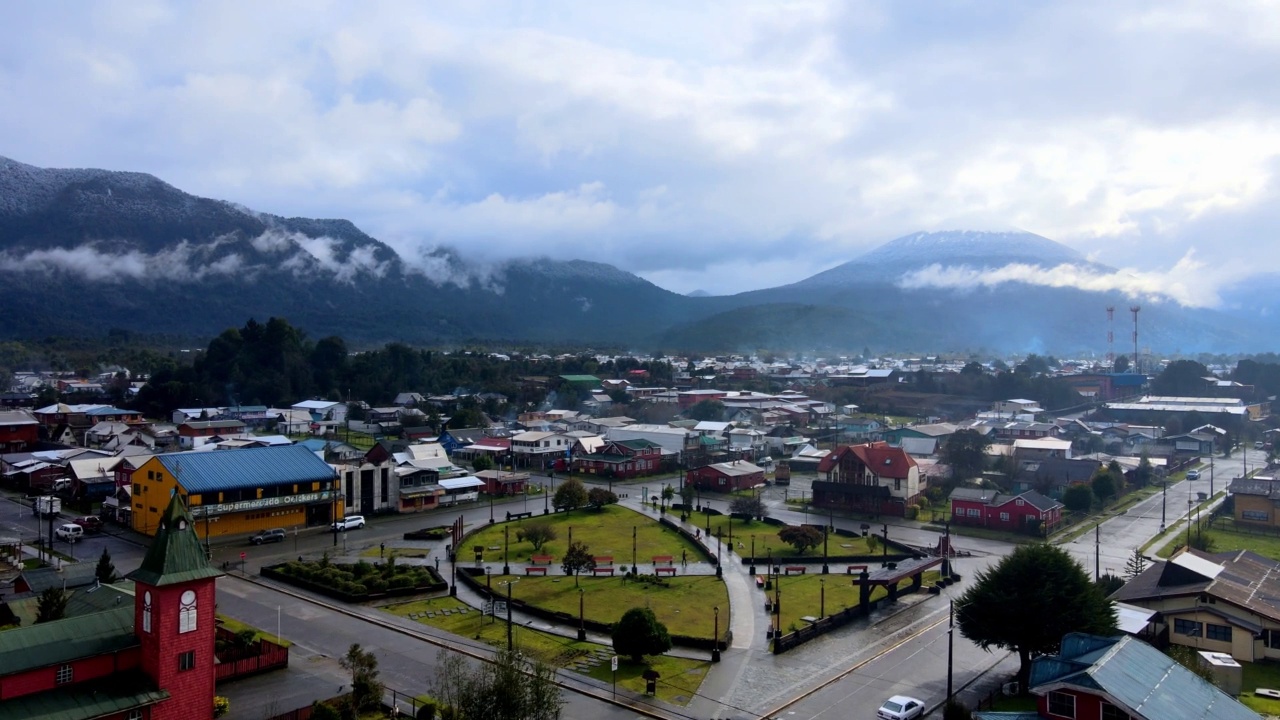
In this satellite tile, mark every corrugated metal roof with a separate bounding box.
[0,605,136,675]
[0,671,168,720]
[127,493,223,587]
[159,444,334,493]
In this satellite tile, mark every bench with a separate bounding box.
[530,555,554,565]
[754,575,765,589]
[652,555,674,566]
[785,566,806,575]
[525,566,548,576]
[506,511,534,521]
[655,566,677,576]
[846,564,868,575]
[593,556,614,566]
[592,567,615,576]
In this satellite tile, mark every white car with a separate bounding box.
[878,695,925,720]
[55,523,85,543]
[1187,469,1201,480]
[331,515,366,531]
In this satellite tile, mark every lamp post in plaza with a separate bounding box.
[544,481,549,515]
[820,577,826,619]
[578,588,587,641]
[712,606,721,662]
[503,525,510,575]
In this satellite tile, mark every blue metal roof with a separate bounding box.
[1033,633,1257,720]
[158,445,334,493]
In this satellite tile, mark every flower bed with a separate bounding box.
[262,555,446,602]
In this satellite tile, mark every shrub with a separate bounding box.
[904,506,918,520]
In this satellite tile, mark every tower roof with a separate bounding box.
[127,492,222,587]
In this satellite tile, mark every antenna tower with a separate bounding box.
[1130,305,1141,374]
[1105,306,1115,369]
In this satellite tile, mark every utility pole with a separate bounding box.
[1160,479,1167,531]
[947,599,955,702]
[1094,523,1100,581]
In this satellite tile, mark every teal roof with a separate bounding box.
[1032,633,1257,720]
[127,493,223,587]
[0,605,136,675]
[559,375,601,383]
[0,671,168,720]
[159,444,335,493]
[613,439,660,451]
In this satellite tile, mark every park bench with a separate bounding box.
[754,576,765,589]
[506,511,534,521]
[525,566,548,576]
[652,555,674,566]
[530,555,554,565]
[846,565,868,575]
[655,566,677,576]
[785,566,806,575]
[592,567,615,576]
[593,556,614,566]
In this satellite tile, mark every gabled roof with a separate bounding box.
[1030,633,1256,720]
[0,671,168,719]
[703,461,764,477]
[158,444,335,493]
[1112,548,1280,625]
[127,493,223,587]
[818,442,918,477]
[0,605,137,675]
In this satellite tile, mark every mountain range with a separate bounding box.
[0,156,1267,355]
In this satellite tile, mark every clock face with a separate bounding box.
[181,590,196,604]
[144,591,151,603]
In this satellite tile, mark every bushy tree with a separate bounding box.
[432,647,563,720]
[1062,484,1093,513]
[612,607,672,663]
[35,587,68,624]
[941,430,991,482]
[552,478,588,512]
[778,525,823,554]
[586,487,618,509]
[561,541,595,586]
[956,544,1116,692]
[685,400,726,421]
[339,643,383,716]
[472,454,494,472]
[729,493,766,520]
[522,523,557,552]
[1091,471,1117,506]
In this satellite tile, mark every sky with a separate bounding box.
[2,1,1279,298]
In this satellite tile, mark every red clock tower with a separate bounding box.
[127,492,223,720]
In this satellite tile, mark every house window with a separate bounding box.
[143,591,152,633]
[127,711,143,720]
[894,478,901,491]
[1000,512,1010,522]
[179,590,197,633]
[1100,702,1131,720]
[1207,623,1232,642]
[1174,618,1203,637]
[179,650,196,671]
[1265,629,1280,649]
[56,663,73,684]
[1016,499,1024,506]
[1243,510,1269,521]
[1047,691,1075,718]
[954,506,963,515]
[968,508,980,517]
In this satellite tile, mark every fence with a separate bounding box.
[214,628,289,682]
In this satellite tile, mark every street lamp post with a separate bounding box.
[1160,478,1167,531]
[544,481,549,515]
[578,588,587,641]
[489,492,495,524]
[881,524,889,562]
[1187,497,1194,548]
[820,578,825,618]
[632,526,637,570]
[749,536,756,576]
[716,531,723,578]
[712,606,721,662]
[503,525,510,575]
[822,521,830,575]
[504,580,517,652]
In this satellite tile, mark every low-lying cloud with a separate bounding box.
[896,251,1225,308]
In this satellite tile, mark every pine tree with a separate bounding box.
[96,546,118,584]
[1123,549,1148,581]
[35,587,69,624]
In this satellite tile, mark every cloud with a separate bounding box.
[895,250,1250,308]
[4,1,1280,295]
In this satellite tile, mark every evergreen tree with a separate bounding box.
[95,546,118,584]
[35,587,69,624]
[1124,549,1148,581]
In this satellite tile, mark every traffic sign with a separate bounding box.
[611,655,618,671]
[240,551,246,560]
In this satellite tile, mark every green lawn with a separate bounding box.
[357,545,433,559]
[484,574,728,640]
[465,505,701,567]
[1161,517,1280,562]
[383,596,711,705]
[764,570,941,635]
[1240,660,1280,715]
[691,515,876,559]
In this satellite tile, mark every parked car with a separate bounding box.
[1187,469,1201,480]
[55,523,85,543]
[1256,441,1265,450]
[72,516,104,534]
[877,695,925,720]
[249,528,286,545]
[331,515,366,531]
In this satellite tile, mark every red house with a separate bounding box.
[813,442,919,516]
[0,493,222,719]
[0,410,39,453]
[949,487,1063,535]
[177,419,246,448]
[474,469,529,496]
[574,439,663,479]
[685,460,765,492]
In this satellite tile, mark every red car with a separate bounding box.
[72,516,104,534]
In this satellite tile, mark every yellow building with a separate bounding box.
[130,445,341,540]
